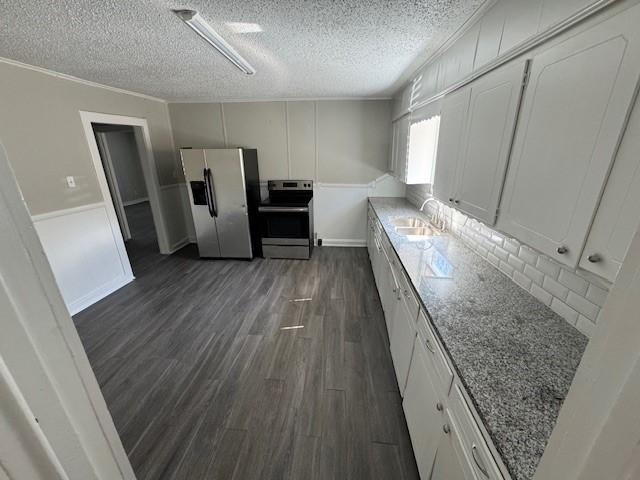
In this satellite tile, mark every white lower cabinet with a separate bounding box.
[431,409,469,480]
[368,209,504,480]
[403,333,445,478]
[389,292,418,395]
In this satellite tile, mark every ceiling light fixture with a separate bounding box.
[173,9,256,75]
[226,22,263,34]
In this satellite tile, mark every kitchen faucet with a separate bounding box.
[420,197,444,230]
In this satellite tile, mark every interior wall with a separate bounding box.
[169,100,405,244]
[100,130,148,204]
[0,61,183,215]
[0,59,189,314]
[170,100,393,183]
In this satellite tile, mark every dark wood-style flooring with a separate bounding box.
[73,202,419,480]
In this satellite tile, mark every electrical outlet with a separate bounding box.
[66,176,76,188]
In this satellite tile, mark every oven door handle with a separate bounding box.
[258,206,309,213]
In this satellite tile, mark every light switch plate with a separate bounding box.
[66,176,76,188]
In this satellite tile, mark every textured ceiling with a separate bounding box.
[0,0,484,101]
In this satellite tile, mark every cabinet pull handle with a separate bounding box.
[443,424,450,434]
[454,199,460,204]
[557,246,568,254]
[436,402,443,412]
[471,444,489,478]
[448,198,454,202]
[424,337,435,354]
[403,289,410,298]
[587,254,601,263]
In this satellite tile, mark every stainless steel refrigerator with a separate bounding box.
[180,148,261,258]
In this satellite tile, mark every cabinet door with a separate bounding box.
[499,0,543,55]
[381,248,399,334]
[454,60,527,225]
[394,114,410,182]
[403,336,445,479]
[538,0,595,31]
[579,97,640,282]
[389,120,399,174]
[474,2,505,69]
[389,297,417,394]
[372,230,384,288]
[498,8,640,267]
[430,416,470,480]
[433,87,471,204]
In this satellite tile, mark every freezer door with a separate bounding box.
[204,149,252,258]
[180,149,221,257]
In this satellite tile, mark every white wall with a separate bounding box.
[101,130,148,204]
[169,100,405,245]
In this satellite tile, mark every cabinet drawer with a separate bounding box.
[417,310,454,395]
[449,383,503,479]
[398,269,420,320]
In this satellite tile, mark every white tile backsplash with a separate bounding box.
[406,185,611,338]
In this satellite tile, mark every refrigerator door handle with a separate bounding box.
[204,168,218,217]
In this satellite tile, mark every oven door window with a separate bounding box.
[262,212,309,239]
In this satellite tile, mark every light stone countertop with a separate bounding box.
[369,197,588,480]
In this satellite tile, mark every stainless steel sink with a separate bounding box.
[391,217,428,228]
[395,226,439,237]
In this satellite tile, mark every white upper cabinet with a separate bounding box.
[579,96,640,282]
[454,60,527,225]
[392,114,410,181]
[434,60,527,225]
[432,87,470,203]
[412,61,441,108]
[440,25,480,90]
[392,84,413,119]
[498,7,640,268]
[499,0,544,55]
[538,0,596,31]
[389,120,399,173]
[474,2,506,70]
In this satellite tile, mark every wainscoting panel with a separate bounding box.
[32,203,133,315]
[315,174,406,246]
[159,184,191,252]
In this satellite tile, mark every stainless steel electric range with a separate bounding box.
[258,180,314,259]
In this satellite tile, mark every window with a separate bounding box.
[406,115,440,185]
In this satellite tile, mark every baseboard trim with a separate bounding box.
[122,197,149,206]
[321,238,366,247]
[68,274,134,315]
[168,237,190,254]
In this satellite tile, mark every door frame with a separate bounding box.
[94,131,132,241]
[0,141,135,479]
[79,111,171,254]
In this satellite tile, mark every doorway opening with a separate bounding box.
[92,123,158,270]
[80,112,172,278]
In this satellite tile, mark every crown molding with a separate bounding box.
[0,56,167,103]
[167,96,392,104]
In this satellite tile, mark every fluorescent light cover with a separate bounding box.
[227,22,263,33]
[173,9,256,75]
